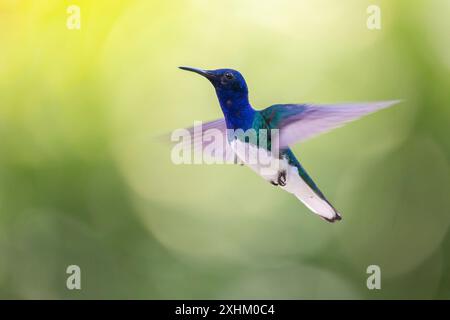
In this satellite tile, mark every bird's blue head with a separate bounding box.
[179,66,254,129]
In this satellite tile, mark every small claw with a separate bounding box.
[321,213,342,223]
[278,170,287,186]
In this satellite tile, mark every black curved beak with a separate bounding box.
[179,66,215,80]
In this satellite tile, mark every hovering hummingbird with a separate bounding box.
[177,66,400,222]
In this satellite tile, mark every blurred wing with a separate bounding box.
[170,118,237,163]
[267,100,401,148]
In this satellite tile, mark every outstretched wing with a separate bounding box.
[261,100,401,148]
[169,118,237,163]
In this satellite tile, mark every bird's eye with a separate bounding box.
[225,72,234,80]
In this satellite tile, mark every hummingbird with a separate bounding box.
[178,66,400,222]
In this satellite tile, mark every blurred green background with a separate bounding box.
[0,0,449,299]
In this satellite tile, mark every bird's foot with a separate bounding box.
[277,170,287,186]
[270,170,287,187]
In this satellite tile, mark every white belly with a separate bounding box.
[229,139,287,181]
[229,139,339,221]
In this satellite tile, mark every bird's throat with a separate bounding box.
[215,89,254,130]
